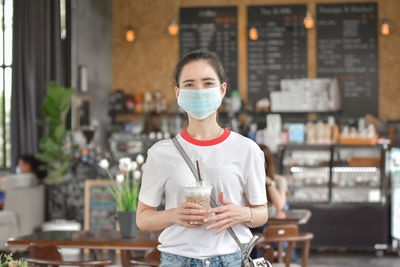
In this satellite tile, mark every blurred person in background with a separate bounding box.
[260,144,288,213]
[251,145,295,261]
[0,155,46,209]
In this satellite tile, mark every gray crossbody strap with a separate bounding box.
[172,137,252,261]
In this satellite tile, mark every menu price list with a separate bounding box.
[316,3,378,117]
[179,7,238,93]
[247,5,308,106]
[89,185,116,230]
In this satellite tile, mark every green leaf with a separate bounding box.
[38,137,63,159]
[106,176,140,212]
[38,81,76,185]
[35,152,59,164]
[42,97,59,119]
[53,125,67,143]
[44,161,70,184]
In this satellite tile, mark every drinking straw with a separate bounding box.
[196,160,202,182]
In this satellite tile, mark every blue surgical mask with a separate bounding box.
[177,86,222,120]
[15,166,21,174]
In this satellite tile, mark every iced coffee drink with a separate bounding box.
[184,182,212,225]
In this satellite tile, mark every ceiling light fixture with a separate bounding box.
[167,19,179,36]
[125,26,135,43]
[304,11,314,30]
[249,26,258,40]
[381,18,392,36]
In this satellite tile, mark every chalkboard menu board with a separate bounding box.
[179,7,238,93]
[247,5,308,106]
[317,3,378,117]
[84,180,116,230]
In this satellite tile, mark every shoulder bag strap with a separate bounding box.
[172,136,253,263]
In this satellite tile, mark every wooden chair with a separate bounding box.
[27,243,113,267]
[255,224,313,267]
[130,248,160,267]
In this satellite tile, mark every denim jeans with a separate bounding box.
[160,250,243,267]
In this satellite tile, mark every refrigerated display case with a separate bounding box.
[390,148,400,256]
[278,144,390,250]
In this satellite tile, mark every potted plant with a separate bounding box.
[0,253,27,267]
[35,81,75,220]
[99,154,144,238]
[36,81,75,184]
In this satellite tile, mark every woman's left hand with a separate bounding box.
[204,192,250,235]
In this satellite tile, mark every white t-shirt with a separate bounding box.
[139,129,267,259]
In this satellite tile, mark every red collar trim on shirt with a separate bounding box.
[180,128,231,146]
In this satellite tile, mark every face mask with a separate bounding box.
[15,166,21,174]
[178,86,222,120]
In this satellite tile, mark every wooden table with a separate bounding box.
[6,210,310,266]
[268,209,312,225]
[6,229,159,267]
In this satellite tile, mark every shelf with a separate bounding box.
[332,185,380,189]
[289,184,329,188]
[110,111,182,116]
[280,144,385,151]
[283,164,330,168]
[289,166,330,173]
[111,112,182,123]
[288,200,330,204]
[286,166,380,173]
[279,144,332,150]
[331,166,379,173]
[333,144,383,149]
[238,110,338,116]
[111,110,338,119]
[332,164,381,168]
[290,202,387,208]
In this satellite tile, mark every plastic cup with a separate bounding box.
[183,181,212,225]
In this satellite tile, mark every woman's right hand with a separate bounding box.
[174,202,207,228]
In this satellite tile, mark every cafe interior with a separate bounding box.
[0,0,400,266]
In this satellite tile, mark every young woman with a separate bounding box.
[259,145,288,212]
[137,51,268,266]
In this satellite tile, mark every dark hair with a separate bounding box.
[18,154,47,180]
[173,50,228,87]
[259,145,275,180]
